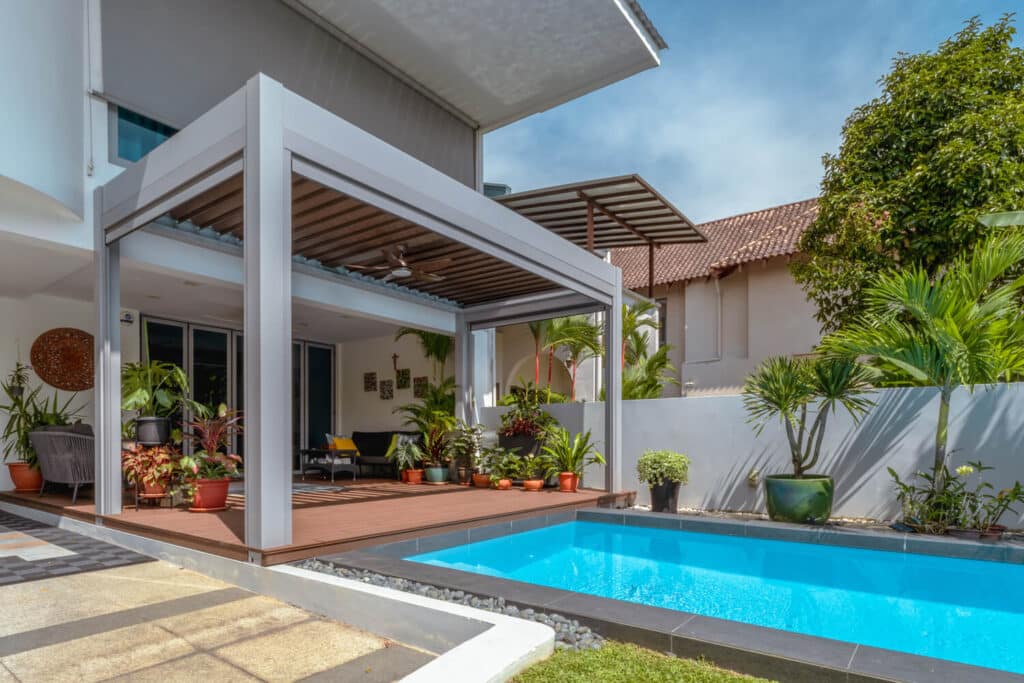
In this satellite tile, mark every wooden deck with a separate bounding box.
[0,479,633,565]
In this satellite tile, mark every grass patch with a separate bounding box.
[514,642,772,683]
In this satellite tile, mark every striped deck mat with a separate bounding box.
[225,481,470,510]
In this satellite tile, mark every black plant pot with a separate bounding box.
[498,434,541,457]
[135,417,170,446]
[649,481,681,513]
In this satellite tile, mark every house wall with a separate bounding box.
[0,293,140,490]
[654,257,821,396]
[100,0,477,186]
[494,324,573,400]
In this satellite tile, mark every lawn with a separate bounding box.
[515,642,772,683]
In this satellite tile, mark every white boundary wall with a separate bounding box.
[484,382,1024,524]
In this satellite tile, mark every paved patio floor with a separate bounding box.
[0,513,432,682]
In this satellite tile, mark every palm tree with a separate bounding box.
[621,341,677,400]
[395,328,453,382]
[545,316,601,401]
[622,301,659,368]
[527,319,552,385]
[821,233,1024,488]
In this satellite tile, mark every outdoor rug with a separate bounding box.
[0,511,152,586]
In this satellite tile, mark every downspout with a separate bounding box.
[713,276,723,361]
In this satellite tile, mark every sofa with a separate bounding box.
[351,430,420,478]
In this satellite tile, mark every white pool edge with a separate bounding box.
[0,501,554,682]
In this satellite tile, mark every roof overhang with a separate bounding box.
[281,0,666,131]
[495,175,705,250]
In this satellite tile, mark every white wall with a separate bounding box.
[0,293,139,489]
[0,1,85,216]
[495,324,573,400]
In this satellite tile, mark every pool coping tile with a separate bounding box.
[314,507,1024,683]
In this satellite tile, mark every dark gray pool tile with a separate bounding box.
[675,614,857,673]
[510,514,552,533]
[1005,544,1024,564]
[671,634,849,683]
[850,644,1023,683]
[676,515,747,537]
[468,521,512,543]
[546,592,692,634]
[415,529,470,554]
[744,520,824,544]
[817,527,906,554]
[369,538,420,558]
[542,510,576,526]
[903,533,1007,563]
[576,509,623,524]
[623,510,682,530]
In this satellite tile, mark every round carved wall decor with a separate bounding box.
[30,327,94,391]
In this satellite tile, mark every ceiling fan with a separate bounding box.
[343,245,452,283]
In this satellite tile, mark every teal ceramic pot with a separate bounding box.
[764,474,834,524]
[424,466,448,483]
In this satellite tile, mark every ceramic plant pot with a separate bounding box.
[522,479,544,491]
[558,472,579,493]
[400,469,409,483]
[406,469,424,484]
[424,466,448,483]
[472,473,491,488]
[495,478,512,490]
[188,478,230,512]
[764,474,834,524]
[7,462,42,493]
[141,480,168,497]
[135,417,171,446]
[649,480,681,513]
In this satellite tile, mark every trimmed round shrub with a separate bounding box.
[637,450,690,486]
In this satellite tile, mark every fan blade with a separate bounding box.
[411,257,454,273]
[380,272,396,283]
[343,263,391,272]
[410,270,445,282]
[385,246,408,268]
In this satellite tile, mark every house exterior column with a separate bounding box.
[604,270,623,493]
[94,186,122,516]
[453,313,474,425]
[243,74,292,553]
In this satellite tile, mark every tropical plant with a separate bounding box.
[6,362,30,397]
[449,421,484,469]
[821,233,1024,490]
[387,439,423,471]
[545,315,602,401]
[122,444,180,489]
[636,450,690,487]
[498,390,556,440]
[527,319,552,385]
[743,356,875,478]
[498,381,567,406]
[482,446,520,485]
[395,378,456,466]
[1,384,41,466]
[395,328,453,382]
[792,15,1024,331]
[121,361,198,418]
[609,340,678,400]
[541,427,604,477]
[185,403,244,457]
[622,301,659,368]
[519,451,554,481]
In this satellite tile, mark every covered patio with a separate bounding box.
[88,74,627,562]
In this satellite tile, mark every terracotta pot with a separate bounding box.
[401,468,409,483]
[188,478,231,512]
[558,472,579,493]
[7,462,42,493]
[142,480,168,497]
[406,469,424,485]
[522,479,545,491]
[495,478,512,490]
[472,473,491,488]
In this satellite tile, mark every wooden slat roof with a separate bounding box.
[166,172,558,306]
[494,175,705,249]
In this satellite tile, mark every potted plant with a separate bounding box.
[519,451,554,491]
[388,439,424,484]
[6,362,30,400]
[121,361,196,446]
[122,443,179,496]
[743,356,874,524]
[179,404,243,512]
[1,374,81,492]
[449,421,484,486]
[484,447,517,490]
[637,449,690,513]
[497,391,555,457]
[542,426,604,492]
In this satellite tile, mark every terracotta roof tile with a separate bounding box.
[612,198,818,289]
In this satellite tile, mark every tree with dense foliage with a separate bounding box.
[394,328,453,382]
[792,15,1024,331]
[820,234,1024,490]
[545,316,602,401]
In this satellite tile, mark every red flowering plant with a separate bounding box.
[497,391,555,440]
[179,403,243,482]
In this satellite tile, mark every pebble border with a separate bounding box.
[297,559,604,651]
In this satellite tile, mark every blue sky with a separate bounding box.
[483,1,1022,223]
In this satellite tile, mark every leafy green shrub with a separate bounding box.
[637,450,690,487]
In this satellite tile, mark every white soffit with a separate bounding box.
[283,0,665,131]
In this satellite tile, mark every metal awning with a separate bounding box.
[495,175,705,296]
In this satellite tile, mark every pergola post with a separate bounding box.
[647,243,655,299]
[604,270,623,492]
[243,75,293,553]
[94,186,122,516]
[454,313,474,425]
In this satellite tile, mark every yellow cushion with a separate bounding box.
[382,433,400,459]
[332,437,360,455]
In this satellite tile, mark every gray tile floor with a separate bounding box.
[0,511,152,586]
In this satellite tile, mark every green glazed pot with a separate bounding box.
[764,474,833,524]
[424,466,448,483]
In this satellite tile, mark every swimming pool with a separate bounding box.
[407,519,1024,674]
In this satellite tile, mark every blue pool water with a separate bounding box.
[407,521,1024,673]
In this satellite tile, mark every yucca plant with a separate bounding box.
[743,356,875,477]
[541,426,605,479]
[821,233,1024,490]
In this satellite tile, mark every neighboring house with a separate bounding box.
[0,0,666,493]
[613,199,821,395]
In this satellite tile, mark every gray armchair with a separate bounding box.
[29,427,95,504]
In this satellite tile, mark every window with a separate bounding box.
[116,107,177,162]
[656,297,668,348]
